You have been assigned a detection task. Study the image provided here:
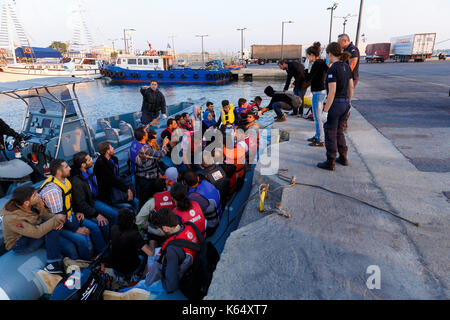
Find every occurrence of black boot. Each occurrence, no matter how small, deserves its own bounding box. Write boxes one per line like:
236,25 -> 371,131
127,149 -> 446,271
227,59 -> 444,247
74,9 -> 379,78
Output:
336,154 -> 349,166
317,158 -> 335,171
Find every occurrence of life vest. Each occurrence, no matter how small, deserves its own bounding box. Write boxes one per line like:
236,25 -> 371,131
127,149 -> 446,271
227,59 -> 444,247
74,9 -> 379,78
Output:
38,176 -> 72,218
173,200 -> 206,235
189,180 -> 222,217
154,190 -> 175,211
221,104 -> 235,125
160,224 -> 201,261
223,144 -> 246,180
244,134 -> 258,163
246,122 -> 260,147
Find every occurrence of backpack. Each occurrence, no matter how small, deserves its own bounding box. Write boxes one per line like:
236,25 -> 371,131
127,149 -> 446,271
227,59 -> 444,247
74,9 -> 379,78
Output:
166,221 -> 220,300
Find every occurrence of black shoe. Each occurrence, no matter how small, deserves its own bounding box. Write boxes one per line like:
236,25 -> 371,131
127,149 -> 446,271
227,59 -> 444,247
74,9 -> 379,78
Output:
44,261 -> 63,274
309,141 -> 325,147
289,112 -> 298,117
317,159 -> 335,171
336,155 -> 349,166
307,137 -> 318,142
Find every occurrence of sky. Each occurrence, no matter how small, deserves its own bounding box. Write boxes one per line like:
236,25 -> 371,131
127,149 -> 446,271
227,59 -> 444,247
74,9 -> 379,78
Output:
10,0 -> 450,52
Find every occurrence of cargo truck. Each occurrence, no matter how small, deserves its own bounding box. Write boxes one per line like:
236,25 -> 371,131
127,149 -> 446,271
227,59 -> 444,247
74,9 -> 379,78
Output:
390,33 -> 436,62
365,43 -> 391,63
251,45 -> 302,65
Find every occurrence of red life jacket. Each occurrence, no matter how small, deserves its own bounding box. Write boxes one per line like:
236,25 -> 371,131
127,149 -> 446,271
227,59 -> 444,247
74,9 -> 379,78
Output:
173,200 -> 206,235
154,191 -> 175,211
161,224 -> 201,259
246,122 -> 260,147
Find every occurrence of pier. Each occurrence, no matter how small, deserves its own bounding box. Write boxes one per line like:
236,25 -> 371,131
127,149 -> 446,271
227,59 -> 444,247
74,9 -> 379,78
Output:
230,65 -> 286,81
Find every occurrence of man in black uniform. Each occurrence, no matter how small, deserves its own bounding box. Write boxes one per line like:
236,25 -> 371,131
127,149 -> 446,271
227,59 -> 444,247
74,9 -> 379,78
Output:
278,60 -> 306,116
140,81 -> 167,125
338,34 -> 360,131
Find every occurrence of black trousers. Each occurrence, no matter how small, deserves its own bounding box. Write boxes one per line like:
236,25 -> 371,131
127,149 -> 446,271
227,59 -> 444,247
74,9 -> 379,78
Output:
324,99 -> 351,160
135,176 -> 158,211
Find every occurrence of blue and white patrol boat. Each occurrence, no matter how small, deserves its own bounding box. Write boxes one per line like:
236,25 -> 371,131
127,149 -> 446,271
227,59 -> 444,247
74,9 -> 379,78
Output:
101,55 -> 232,85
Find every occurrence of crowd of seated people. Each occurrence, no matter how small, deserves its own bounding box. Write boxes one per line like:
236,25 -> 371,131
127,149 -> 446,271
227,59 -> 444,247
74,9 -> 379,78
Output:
0,95 -> 265,296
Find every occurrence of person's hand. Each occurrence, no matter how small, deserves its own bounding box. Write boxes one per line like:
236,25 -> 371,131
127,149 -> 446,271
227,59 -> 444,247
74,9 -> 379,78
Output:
163,136 -> 170,147
321,111 -> 328,124
76,227 -> 90,236
54,223 -> 64,230
128,189 -> 133,202
55,214 -> 66,224
257,111 -> 263,117
75,212 -> 84,223
291,84 -> 296,89
96,214 -> 109,227
149,116 -> 160,127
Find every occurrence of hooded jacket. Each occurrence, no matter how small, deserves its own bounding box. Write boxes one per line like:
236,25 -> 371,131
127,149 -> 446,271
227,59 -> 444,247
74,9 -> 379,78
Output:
0,199 -> 61,250
264,86 -> 302,111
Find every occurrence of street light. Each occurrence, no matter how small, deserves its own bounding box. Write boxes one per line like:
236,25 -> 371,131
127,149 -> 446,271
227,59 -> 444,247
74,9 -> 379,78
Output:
196,34 -> 209,68
327,3 -> 338,44
281,21 -> 294,60
123,28 -> 135,54
334,14 -> 357,34
237,27 -> 247,61
108,38 -> 118,52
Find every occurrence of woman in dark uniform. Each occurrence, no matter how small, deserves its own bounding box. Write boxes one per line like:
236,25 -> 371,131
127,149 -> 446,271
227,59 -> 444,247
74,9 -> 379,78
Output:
317,42 -> 354,171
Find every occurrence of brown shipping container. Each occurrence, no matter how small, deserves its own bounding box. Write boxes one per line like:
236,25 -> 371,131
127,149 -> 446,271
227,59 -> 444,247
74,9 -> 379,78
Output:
251,45 -> 302,60
365,43 -> 391,62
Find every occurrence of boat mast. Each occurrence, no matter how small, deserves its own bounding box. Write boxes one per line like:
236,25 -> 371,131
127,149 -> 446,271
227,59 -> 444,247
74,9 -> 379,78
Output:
0,0 -> 33,64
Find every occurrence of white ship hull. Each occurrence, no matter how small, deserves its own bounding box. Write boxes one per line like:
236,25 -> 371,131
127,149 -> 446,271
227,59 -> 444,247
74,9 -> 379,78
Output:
0,65 -> 102,79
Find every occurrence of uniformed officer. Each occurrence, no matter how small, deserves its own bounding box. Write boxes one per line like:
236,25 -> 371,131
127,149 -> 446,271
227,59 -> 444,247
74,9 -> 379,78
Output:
140,81 -> 168,125
338,34 -> 360,130
317,42 -> 354,171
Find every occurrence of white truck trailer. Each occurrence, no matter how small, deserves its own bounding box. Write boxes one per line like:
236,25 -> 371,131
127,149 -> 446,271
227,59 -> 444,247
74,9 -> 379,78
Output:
390,33 -> 436,62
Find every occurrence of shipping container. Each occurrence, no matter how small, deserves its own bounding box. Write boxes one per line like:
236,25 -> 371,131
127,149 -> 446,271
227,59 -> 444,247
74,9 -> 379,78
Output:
390,33 -> 436,62
251,45 -> 302,65
365,43 -> 391,62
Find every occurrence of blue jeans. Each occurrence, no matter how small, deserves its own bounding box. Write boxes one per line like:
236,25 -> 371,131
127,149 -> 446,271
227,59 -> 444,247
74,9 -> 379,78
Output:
94,200 -> 119,227
12,228 -> 62,263
112,198 -> 139,213
62,216 -> 107,260
312,91 -> 327,142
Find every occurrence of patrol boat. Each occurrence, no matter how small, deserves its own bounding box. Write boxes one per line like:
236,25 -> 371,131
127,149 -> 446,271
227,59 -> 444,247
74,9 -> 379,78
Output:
0,77 -> 264,300
101,54 -> 232,85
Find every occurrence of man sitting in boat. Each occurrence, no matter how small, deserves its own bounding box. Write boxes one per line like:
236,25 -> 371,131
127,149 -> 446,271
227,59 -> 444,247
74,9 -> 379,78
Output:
110,208 -> 157,286
143,207 -> 201,295
39,160 -> 107,264
216,100 -> 239,131
160,118 -> 179,158
197,152 -> 229,208
71,152 -> 117,242
180,113 -> 193,131
94,142 -> 138,211
140,81 -> 167,125
1,186 -> 66,274
183,170 -> 222,237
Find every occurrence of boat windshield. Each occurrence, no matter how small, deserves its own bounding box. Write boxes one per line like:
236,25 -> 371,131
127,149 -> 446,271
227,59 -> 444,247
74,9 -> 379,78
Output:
27,86 -> 77,117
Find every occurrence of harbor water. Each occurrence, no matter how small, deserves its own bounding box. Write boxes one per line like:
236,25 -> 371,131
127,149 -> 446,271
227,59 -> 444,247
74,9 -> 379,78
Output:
0,79 -> 284,131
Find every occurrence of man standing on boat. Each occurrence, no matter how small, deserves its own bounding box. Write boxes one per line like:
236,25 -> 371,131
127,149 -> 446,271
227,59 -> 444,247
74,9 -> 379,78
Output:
140,81 -> 167,125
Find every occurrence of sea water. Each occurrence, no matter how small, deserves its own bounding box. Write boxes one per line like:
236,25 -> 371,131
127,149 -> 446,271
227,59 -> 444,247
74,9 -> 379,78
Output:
0,79 -> 284,131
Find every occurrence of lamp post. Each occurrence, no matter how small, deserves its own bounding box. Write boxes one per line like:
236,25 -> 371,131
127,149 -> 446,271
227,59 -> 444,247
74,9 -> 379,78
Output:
237,27 -> 247,61
334,14 -> 357,34
196,34 -> 209,68
327,3 -> 338,44
281,21 -> 293,60
108,38 -> 118,52
123,28 -> 135,54
355,0 -> 364,47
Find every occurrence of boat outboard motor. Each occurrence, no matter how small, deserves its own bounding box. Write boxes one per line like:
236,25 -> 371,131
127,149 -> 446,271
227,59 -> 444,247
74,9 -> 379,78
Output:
51,247 -> 111,300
